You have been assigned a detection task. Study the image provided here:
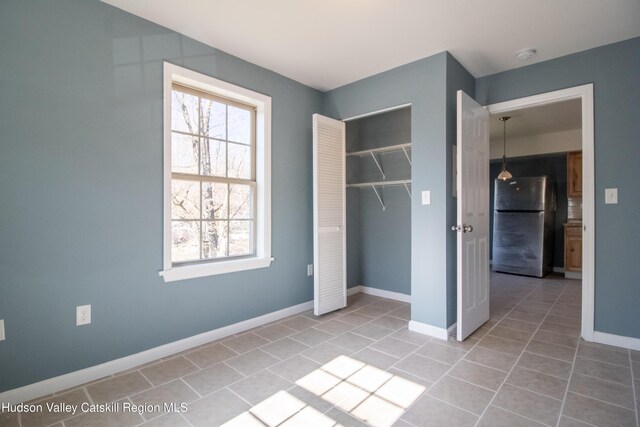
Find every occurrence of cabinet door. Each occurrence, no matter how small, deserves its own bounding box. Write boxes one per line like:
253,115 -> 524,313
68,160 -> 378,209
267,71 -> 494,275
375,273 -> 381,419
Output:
568,151 -> 583,197
564,228 -> 582,272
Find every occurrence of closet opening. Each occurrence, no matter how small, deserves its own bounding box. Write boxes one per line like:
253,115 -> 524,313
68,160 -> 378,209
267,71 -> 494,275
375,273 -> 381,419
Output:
345,106 -> 412,299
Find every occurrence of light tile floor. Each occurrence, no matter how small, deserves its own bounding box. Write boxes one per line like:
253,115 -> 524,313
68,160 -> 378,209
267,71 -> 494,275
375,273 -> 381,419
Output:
3,273 -> 639,427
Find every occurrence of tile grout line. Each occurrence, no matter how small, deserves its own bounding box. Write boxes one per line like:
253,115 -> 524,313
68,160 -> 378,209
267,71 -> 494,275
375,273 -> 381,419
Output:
443,374 -> 501,394
423,393 -> 482,417
225,386 -> 255,408
551,284 -> 582,427
82,386 -> 94,406
513,364 -> 571,382
573,353 -> 636,369
566,389 -> 638,412
179,377 -> 203,399
504,382 -> 563,402
490,404 -> 557,427
178,410 -> 196,427
473,281 -> 570,427
571,370 -> 635,388
560,414 -> 599,427
630,351 -> 639,427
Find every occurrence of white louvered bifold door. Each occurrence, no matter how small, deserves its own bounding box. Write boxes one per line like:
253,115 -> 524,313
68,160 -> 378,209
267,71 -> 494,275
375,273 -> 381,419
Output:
313,114 -> 346,316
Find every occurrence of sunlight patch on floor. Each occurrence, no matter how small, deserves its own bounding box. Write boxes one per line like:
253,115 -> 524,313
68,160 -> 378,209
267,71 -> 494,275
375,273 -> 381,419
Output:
222,354 -> 426,427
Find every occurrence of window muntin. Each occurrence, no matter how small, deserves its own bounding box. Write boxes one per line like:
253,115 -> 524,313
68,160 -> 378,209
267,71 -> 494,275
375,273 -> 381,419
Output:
170,84 -> 256,265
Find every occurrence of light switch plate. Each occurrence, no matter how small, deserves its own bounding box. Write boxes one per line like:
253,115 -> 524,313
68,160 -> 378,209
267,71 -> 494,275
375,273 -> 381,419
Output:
0,319 -> 5,341
605,188 -> 618,204
421,191 -> 431,205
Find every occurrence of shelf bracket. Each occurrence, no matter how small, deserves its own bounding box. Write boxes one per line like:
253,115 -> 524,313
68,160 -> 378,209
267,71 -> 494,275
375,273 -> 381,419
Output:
403,182 -> 411,198
401,146 -> 412,165
369,152 -> 385,179
370,184 -> 386,211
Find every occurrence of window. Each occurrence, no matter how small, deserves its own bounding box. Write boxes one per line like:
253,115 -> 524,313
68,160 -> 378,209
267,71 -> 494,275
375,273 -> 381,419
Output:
160,63 -> 272,282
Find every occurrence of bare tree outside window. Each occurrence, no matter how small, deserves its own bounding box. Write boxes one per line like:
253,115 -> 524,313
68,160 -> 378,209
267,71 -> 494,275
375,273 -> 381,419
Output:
170,85 -> 255,264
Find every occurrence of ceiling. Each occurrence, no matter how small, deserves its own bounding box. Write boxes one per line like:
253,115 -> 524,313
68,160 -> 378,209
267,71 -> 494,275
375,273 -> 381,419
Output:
489,99 -> 582,140
101,0 -> 640,91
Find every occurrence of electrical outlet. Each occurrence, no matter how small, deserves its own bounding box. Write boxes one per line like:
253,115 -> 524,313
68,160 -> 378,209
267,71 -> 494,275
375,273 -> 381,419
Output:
76,305 -> 91,326
307,264 -> 313,276
0,319 -> 5,341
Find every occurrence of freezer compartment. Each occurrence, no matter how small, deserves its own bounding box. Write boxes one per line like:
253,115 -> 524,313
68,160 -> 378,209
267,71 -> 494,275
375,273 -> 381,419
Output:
492,211 -> 553,277
494,176 -> 552,212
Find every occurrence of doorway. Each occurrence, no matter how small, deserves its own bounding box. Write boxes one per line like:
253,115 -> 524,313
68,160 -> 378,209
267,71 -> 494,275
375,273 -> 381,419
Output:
485,84 -> 594,341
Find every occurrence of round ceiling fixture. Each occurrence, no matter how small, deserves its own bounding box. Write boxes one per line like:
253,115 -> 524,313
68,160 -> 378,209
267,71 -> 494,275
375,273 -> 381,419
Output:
516,48 -> 537,60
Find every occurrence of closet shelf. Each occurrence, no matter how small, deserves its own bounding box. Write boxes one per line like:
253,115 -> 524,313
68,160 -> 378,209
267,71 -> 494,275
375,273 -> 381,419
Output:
346,179 -> 411,188
347,180 -> 411,211
346,143 -> 411,158
346,143 -> 411,179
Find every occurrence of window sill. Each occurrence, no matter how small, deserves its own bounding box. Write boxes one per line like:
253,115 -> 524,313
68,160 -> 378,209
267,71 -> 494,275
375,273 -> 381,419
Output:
159,256 -> 274,282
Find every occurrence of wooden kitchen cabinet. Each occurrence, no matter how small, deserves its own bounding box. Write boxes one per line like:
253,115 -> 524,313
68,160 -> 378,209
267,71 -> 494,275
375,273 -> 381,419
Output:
564,224 -> 582,272
568,151 -> 582,197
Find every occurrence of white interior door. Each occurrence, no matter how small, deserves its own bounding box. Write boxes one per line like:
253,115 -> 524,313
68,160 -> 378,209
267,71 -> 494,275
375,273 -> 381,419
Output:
313,114 -> 346,315
456,90 -> 490,341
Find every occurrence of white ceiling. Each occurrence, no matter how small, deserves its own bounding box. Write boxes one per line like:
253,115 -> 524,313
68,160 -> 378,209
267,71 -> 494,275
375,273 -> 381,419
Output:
101,0 -> 640,91
489,99 -> 582,140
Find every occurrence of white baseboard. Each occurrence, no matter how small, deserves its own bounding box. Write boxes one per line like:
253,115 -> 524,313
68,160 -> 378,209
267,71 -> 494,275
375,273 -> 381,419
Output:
593,331 -> 640,351
408,320 -> 449,340
447,323 -> 457,336
347,286 -> 362,297
0,300 -> 313,405
347,285 -> 410,303
358,286 -> 411,303
564,271 -> 582,280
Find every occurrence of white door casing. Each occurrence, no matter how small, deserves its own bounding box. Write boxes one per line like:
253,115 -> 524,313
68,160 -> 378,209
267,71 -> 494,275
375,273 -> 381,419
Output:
456,91 -> 491,341
486,84 -> 595,341
312,114 -> 347,315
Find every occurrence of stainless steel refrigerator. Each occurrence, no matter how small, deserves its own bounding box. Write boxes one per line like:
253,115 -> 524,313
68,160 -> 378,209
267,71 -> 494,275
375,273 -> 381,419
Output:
492,176 -> 555,277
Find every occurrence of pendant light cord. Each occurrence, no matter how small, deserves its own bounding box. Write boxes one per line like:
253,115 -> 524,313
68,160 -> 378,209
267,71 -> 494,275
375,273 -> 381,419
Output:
502,118 -> 507,171
499,116 -> 511,171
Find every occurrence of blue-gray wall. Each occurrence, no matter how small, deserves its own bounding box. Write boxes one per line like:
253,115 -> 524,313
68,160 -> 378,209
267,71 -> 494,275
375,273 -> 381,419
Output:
477,37 -> 640,338
489,153 -> 568,268
324,53 -> 451,328
0,0 -> 322,392
324,52 -> 476,328
345,108 -> 411,294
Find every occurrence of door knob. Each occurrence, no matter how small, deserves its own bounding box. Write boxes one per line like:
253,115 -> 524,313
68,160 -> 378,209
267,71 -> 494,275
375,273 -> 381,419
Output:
463,224 -> 473,233
451,225 -> 462,232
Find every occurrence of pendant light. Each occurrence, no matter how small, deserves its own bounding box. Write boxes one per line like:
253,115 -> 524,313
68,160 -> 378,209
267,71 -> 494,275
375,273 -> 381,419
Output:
497,116 -> 513,181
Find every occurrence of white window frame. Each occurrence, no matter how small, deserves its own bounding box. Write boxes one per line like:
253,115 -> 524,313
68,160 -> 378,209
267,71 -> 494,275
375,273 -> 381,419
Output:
160,62 -> 272,282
